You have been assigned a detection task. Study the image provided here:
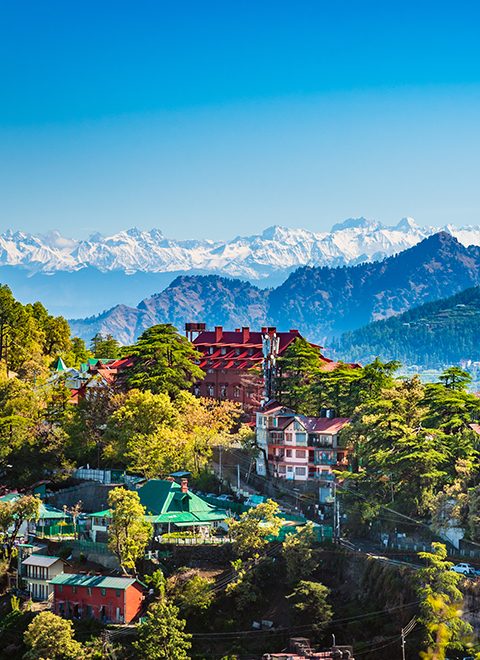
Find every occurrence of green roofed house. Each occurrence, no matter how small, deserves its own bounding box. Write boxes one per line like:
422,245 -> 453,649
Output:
138,478 -> 228,533
87,478 -> 227,541
54,356 -> 68,372
0,493 -> 72,539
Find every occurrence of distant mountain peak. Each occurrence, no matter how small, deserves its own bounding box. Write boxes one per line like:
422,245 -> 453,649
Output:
1,219 -> 480,285
395,217 -> 418,231
331,217 -> 379,232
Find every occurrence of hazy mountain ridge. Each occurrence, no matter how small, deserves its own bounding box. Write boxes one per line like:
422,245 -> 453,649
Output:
332,286 -> 480,368
69,232 -> 480,345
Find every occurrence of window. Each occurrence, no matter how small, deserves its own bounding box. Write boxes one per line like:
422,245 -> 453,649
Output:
296,449 -> 306,459
221,347 -> 227,355
233,386 -> 240,399
207,384 -> 215,397
116,589 -> 121,597
287,466 -> 293,472
58,585 -> 63,593
73,586 -> 77,594
285,432 -> 292,443
296,467 -> 306,476
220,384 -> 227,398
286,449 -> 292,457
101,588 -> 106,596
88,588 -> 92,596
193,385 -> 200,396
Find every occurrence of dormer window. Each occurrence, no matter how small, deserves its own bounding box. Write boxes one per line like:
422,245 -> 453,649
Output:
221,347 -> 227,355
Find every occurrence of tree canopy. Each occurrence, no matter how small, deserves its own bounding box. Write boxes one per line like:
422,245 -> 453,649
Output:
126,324 -> 205,398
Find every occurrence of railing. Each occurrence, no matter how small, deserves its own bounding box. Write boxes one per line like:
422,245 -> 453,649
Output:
158,535 -> 231,545
70,540 -> 111,555
388,540 -> 480,561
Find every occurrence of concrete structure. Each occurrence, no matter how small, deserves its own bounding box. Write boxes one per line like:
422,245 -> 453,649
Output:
50,573 -> 145,623
263,638 -> 355,659
21,554 -> 64,601
256,402 -> 350,487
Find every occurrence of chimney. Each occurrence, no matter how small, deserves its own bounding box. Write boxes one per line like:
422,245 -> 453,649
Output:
242,326 -> 250,342
180,478 -> 188,493
261,326 -> 267,334
290,328 -> 300,336
267,326 -> 277,334
215,326 -> 223,342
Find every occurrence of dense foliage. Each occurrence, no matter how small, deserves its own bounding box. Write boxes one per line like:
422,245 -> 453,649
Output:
334,285 -> 480,368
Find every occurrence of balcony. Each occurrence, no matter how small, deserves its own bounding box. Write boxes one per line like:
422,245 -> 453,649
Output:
313,455 -> 337,466
268,453 -> 285,462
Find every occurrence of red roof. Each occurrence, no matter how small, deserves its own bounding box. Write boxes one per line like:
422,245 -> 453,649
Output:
194,329 -> 303,353
302,417 -> 351,434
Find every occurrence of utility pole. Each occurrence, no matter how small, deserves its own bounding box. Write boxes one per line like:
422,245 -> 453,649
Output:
401,617 -> 417,660
219,445 -> 223,482
332,481 -> 338,541
237,464 -> 240,490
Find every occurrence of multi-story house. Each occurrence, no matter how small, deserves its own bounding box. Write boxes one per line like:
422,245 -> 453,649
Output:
21,554 -> 65,601
50,574 -> 145,623
256,402 -> 350,486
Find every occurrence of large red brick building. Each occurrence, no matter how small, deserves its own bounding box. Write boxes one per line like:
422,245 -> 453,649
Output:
186,323 -> 346,416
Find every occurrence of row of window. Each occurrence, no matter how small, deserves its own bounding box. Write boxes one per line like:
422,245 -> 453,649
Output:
274,449 -> 336,460
278,465 -> 332,477
208,347 -> 256,356
57,584 -> 122,597
27,566 -> 49,580
196,384 -> 250,399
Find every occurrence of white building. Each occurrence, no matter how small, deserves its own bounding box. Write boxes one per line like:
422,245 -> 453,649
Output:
21,554 -> 65,601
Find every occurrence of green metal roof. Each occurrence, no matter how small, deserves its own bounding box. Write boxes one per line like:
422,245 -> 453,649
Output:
0,494 -> 69,520
88,480 -> 227,527
49,573 -> 139,590
54,357 -> 68,372
88,509 -> 112,519
138,479 -> 227,526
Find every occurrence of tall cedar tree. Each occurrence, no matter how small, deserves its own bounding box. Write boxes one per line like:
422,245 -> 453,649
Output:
416,543 -> 472,659
126,324 -> 205,398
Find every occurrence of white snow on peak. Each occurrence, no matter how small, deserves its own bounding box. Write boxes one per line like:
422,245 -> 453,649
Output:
0,218 -> 479,279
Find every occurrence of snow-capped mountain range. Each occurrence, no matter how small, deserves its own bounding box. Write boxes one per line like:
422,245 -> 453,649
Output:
3,217 -> 480,280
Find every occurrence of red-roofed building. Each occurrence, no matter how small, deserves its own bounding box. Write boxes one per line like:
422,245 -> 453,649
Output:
187,323 -> 337,418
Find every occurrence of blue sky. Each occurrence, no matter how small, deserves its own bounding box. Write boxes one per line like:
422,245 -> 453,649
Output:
1,1 -> 480,239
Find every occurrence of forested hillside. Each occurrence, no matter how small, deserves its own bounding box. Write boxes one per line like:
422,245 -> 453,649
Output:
334,286 -> 480,367
70,232 -> 480,344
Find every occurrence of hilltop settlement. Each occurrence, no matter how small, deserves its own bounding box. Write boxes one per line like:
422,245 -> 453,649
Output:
1,288 -> 480,659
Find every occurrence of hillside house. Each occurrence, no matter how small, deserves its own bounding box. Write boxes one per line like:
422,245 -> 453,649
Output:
0,493 -> 72,539
186,323 -> 350,418
50,573 -> 145,623
256,402 -> 350,486
21,554 -> 64,601
87,478 -> 227,541
53,356 -> 134,404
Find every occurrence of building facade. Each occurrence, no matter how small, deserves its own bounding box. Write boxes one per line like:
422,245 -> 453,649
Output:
187,324 -> 339,417
256,403 -> 350,486
50,574 -> 145,624
21,554 -> 64,601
